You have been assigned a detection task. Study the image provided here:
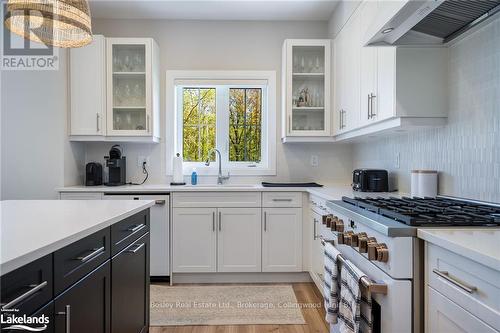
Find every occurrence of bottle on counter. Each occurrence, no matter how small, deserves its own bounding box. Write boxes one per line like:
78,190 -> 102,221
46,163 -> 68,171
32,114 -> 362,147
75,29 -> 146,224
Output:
191,168 -> 198,185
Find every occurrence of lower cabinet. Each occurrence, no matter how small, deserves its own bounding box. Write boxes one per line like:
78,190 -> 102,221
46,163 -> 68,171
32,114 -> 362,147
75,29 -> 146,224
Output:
218,208 -> 261,272
172,208 -> 217,272
111,233 -> 150,333
426,286 -> 498,333
262,208 -> 302,272
54,261 -> 111,333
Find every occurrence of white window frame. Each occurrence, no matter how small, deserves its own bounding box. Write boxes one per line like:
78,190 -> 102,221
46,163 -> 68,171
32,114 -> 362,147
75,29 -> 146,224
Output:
165,70 -> 276,176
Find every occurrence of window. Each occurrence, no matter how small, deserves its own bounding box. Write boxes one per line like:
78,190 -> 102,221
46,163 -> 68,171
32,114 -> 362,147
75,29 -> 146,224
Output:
167,71 -> 276,176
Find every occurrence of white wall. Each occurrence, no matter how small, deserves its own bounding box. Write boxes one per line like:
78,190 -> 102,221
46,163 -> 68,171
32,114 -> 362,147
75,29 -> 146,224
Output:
1,51 -> 85,199
352,17 -> 500,203
85,19 -> 353,185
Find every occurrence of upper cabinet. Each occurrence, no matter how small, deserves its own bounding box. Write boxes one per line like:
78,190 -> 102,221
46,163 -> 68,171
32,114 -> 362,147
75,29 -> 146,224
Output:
69,37 -> 160,143
70,35 -> 106,136
332,1 -> 448,141
281,39 -> 333,143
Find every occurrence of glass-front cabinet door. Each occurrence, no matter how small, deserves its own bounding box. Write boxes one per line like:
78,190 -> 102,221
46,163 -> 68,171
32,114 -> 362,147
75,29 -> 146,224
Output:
282,39 -> 331,140
107,38 -> 152,136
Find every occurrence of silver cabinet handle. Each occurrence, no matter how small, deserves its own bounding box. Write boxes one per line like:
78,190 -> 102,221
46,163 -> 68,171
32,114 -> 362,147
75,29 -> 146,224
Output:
218,211 -> 222,231
96,113 -> 100,132
75,247 -> 105,262
146,114 -> 150,132
432,269 -> 477,294
367,94 -> 371,119
155,200 -> 165,205
127,243 -> 145,254
313,218 -> 318,240
57,305 -> 71,333
272,198 -> 293,202
288,115 -> 291,133
370,93 -> 376,118
212,212 -> 215,232
264,211 -> 267,232
127,224 -> 146,233
0,281 -> 48,310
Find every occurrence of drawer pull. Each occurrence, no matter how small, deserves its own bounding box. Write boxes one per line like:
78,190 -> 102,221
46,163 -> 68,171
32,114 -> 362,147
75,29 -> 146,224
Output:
127,224 -> 146,233
75,247 -> 105,262
0,281 -> 48,310
56,305 -> 71,333
127,243 -> 145,254
155,200 -> 166,205
272,198 -> 293,202
432,269 -> 477,294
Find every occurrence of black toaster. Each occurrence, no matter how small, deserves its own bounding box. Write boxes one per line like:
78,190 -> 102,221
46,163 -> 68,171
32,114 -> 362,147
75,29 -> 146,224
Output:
352,169 -> 389,192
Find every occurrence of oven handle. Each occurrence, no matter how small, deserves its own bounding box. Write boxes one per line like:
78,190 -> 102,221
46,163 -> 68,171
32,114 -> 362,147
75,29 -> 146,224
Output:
432,269 -> 477,294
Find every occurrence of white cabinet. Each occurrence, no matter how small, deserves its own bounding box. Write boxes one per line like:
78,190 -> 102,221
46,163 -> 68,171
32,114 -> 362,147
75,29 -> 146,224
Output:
282,39 -> 332,142
172,208 -> 217,273
332,0 -> 448,141
217,208 -> 261,272
426,287 -> 498,333
69,35 -> 106,136
106,38 -> 160,140
69,36 -> 160,143
262,208 -> 302,272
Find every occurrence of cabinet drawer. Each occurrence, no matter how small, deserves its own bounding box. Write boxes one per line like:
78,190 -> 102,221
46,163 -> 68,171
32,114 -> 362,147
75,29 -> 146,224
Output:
173,192 -> 261,208
111,209 -> 149,255
426,243 -> 500,329
426,286 -> 498,333
0,254 -> 53,315
60,192 -> 103,200
262,192 -> 302,207
54,228 -> 110,295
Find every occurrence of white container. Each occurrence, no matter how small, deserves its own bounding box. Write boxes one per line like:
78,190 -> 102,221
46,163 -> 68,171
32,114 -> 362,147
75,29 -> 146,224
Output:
411,170 -> 438,198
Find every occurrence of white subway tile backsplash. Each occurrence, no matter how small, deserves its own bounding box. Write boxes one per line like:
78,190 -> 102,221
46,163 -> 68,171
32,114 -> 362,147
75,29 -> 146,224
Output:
353,17 -> 500,203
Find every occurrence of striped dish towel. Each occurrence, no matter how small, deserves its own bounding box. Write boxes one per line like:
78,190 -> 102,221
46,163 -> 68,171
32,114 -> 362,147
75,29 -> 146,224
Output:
338,259 -> 373,333
323,242 -> 341,325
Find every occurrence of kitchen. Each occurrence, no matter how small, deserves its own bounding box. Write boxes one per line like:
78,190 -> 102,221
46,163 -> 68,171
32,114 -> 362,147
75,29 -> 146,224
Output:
1,0 -> 499,332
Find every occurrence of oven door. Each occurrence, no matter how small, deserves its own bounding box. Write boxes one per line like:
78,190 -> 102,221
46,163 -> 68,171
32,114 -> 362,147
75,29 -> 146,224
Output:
322,240 -> 413,333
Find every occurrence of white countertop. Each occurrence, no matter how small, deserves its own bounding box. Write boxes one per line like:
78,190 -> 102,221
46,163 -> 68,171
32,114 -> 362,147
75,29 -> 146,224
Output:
1,200 -> 155,275
418,228 -> 500,271
57,183 -> 403,201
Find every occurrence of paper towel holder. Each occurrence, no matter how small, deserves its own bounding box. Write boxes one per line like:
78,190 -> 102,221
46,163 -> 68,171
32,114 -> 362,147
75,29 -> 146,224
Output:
170,152 -> 186,186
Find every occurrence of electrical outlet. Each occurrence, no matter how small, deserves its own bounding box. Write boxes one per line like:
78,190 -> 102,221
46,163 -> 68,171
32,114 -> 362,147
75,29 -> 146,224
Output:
138,156 -> 150,167
395,152 -> 400,169
310,155 -> 319,167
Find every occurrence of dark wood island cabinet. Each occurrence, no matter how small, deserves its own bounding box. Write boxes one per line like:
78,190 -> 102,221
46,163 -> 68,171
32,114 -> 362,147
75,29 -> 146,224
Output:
1,208 -> 151,333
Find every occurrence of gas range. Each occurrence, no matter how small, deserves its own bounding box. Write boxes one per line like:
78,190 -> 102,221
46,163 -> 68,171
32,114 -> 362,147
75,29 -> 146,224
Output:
340,196 -> 500,227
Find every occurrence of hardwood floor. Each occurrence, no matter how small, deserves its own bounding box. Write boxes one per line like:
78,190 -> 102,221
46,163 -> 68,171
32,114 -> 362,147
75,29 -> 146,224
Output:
150,283 -> 329,333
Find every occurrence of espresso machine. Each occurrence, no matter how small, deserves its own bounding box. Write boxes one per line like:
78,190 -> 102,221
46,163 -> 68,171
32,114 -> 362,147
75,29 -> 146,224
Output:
104,145 -> 126,186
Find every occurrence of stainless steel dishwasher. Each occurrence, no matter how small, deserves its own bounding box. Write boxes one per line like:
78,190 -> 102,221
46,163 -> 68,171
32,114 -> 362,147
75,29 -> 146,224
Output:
103,193 -> 170,280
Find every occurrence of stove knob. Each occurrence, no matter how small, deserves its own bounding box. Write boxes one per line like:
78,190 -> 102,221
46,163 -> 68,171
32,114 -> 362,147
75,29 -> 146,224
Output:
350,233 -> 359,247
376,243 -> 389,262
335,219 -> 345,233
367,239 -> 379,260
343,231 -> 354,246
330,216 -> 338,231
358,233 -> 368,253
337,232 -> 344,245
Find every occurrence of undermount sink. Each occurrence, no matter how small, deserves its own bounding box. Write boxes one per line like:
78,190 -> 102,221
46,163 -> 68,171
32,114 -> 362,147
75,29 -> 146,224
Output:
184,184 -> 257,188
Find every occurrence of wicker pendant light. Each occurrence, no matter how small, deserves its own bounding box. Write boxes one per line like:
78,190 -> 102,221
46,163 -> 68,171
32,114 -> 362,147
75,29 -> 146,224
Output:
4,0 -> 92,48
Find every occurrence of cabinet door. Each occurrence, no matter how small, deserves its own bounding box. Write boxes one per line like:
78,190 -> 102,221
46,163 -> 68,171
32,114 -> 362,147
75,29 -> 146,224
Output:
172,208 -> 217,272
262,208 -> 302,272
112,233 -> 149,333
343,10 -> 361,132
217,208 -> 261,272
333,34 -> 344,135
310,211 -> 325,288
70,35 -> 106,136
107,38 -> 152,137
376,47 -> 396,121
426,286 -> 498,333
359,1 -> 378,126
284,39 -> 331,137
54,261 -> 110,333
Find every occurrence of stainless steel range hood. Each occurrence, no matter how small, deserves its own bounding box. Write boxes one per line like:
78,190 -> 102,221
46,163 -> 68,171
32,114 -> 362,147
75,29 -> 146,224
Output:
366,0 -> 500,46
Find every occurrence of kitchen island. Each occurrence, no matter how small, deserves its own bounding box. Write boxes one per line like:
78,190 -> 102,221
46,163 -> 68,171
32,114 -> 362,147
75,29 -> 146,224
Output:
1,200 -> 154,333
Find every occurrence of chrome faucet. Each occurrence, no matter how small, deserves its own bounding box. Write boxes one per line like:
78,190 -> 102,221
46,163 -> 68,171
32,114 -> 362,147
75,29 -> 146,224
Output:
205,148 -> 230,185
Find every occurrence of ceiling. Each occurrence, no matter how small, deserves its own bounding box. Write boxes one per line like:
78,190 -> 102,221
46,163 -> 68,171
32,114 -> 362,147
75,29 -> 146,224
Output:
89,0 -> 339,21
